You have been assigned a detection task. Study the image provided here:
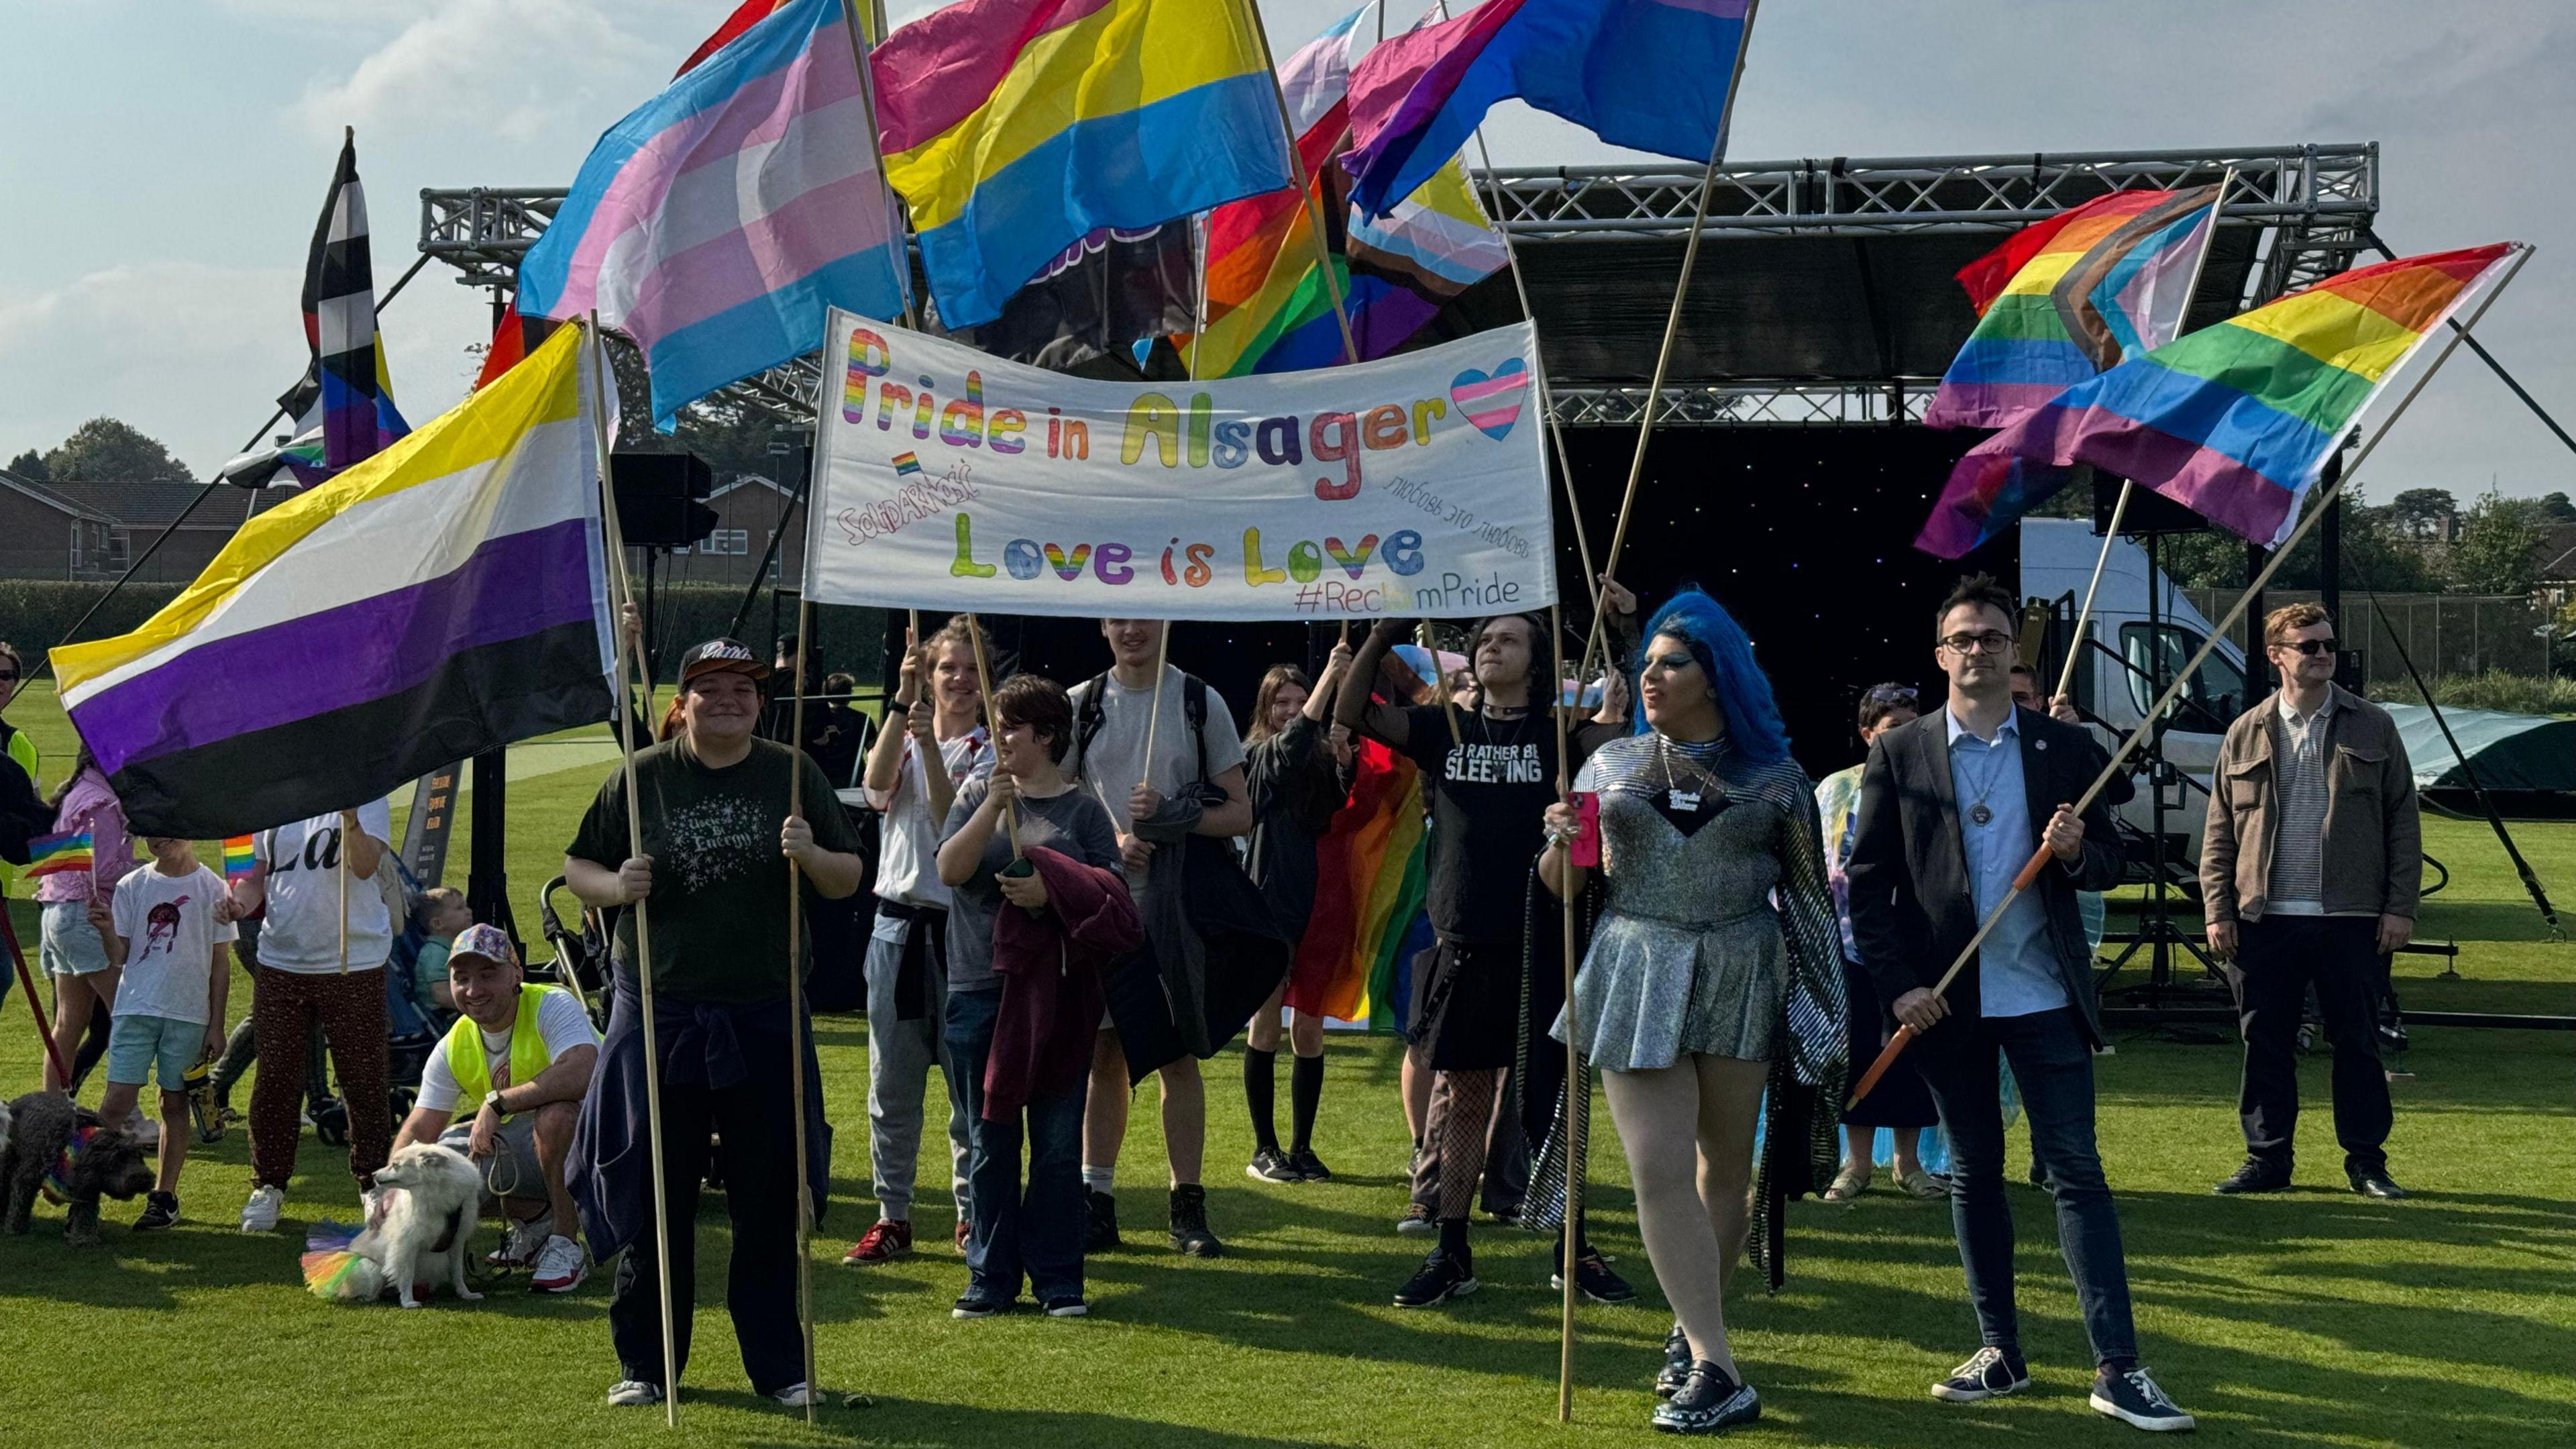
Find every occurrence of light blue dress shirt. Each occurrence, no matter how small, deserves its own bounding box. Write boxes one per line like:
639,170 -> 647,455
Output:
1945,707 -> 2071,1018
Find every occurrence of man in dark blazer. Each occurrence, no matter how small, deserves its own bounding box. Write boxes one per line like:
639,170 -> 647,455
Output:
1847,574 -> 2195,1434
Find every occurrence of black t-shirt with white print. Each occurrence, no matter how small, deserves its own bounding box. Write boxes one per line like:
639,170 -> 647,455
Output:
1389,704 -> 1567,943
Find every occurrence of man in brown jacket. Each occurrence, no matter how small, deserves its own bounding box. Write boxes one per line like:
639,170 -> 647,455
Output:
2201,603 -> 2420,1200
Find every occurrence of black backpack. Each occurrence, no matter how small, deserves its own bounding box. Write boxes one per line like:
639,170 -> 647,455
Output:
1073,671 -> 1211,789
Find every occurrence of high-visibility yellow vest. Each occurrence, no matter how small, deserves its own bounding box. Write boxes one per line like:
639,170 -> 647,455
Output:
442,984 -> 565,1121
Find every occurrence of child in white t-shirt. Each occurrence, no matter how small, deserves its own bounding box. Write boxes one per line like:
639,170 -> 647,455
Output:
98,836 -> 238,1230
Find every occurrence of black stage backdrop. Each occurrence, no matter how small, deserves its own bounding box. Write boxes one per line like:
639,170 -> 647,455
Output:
922,425 -> 2017,783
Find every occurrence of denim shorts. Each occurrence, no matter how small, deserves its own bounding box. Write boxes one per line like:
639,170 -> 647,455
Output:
107,1012 -> 204,1089
40,899 -> 111,976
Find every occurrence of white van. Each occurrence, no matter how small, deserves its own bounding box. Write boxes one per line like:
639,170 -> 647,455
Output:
2020,518 -> 2257,877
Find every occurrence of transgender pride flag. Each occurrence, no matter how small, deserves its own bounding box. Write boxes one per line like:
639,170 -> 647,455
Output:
517,0 -> 908,428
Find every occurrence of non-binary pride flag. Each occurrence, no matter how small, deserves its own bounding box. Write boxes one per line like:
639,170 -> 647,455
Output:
272,131 -> 409,480
871,0 -> 1297,331
516,0 -> 909,429
50,326 -> 618,839
1926,185 -> 2224,430
1917,244 -> 2523,558
1344,0 -> 1754,219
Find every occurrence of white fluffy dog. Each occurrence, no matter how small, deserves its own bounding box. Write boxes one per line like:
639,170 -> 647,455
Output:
327,1142 -> 486,1309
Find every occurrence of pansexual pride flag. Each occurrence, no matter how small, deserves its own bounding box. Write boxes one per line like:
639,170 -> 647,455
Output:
1918,244 -> 2523,558
1926,185 -> 2223,430
25,831 -> 95,881
1344,0 -> 1754,219
50,326 -> 616,839
1190,5 -> 1507,378
872,0 -> 1295,330
517,0 -> 908,428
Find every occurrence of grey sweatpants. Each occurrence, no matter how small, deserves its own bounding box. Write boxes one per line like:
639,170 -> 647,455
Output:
865,912 -> 972,1223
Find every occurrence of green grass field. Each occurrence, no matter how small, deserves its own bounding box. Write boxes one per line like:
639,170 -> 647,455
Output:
2,681 -> 2570,1448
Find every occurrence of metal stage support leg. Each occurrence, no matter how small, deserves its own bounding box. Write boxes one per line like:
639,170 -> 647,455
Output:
466,749 -> 517,953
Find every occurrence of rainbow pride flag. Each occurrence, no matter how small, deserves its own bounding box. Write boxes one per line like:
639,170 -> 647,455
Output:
873,0 -> 1294,331
1189,6 -> 1507,379
517,0 -> 908,428
1927,185 -> 2223,430
221,836 -> 258,881
1919,244 -> 2523,557
25,831 -> 94,881
1291,739 -> 1428,1027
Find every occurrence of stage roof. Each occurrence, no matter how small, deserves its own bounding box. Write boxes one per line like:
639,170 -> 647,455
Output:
421,144 -> 2377,426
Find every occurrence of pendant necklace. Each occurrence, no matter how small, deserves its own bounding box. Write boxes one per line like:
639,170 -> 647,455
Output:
1653,734 -> 1723,814
1959,735 -> 2006,827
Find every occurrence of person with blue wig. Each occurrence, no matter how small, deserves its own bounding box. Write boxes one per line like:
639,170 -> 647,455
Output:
1539,588 -> 1849,1435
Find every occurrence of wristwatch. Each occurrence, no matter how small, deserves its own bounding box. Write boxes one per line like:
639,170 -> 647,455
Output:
483,1089 -> 508,1116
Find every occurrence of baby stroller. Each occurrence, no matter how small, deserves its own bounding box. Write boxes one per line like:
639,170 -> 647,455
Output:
535,874 -> 614,1034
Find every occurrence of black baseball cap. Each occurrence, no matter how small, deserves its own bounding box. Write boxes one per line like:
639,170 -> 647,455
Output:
678,637 -> 770,687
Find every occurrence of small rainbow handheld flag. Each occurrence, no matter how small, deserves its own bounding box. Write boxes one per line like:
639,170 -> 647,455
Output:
890,451 -> 923,478
221,836 -> 258,881
25,830 -> 95,880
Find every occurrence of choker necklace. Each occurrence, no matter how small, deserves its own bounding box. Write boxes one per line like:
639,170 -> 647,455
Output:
1652,734 -> 1725,813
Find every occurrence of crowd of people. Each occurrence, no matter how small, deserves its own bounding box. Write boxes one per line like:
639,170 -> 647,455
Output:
0,576 -> 2431,1436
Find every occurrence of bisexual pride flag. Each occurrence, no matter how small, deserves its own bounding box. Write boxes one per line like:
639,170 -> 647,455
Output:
50,327 -> 617,839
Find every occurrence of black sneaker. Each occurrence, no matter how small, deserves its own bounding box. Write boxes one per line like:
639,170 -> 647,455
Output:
2212,1158 -> 2291,1195
1396,1201 -> 1436,1236
951,1294 -> 1008,1320
135,1191 -> 180,1231
1167,1184 -> 1223,1258
2348,1166 -> 2410,1199
1246,1147 -> 1299,1184
1655,1324 -> 1692,1398
1652,1362 -> 1760,1434
1286,1147 -> 1332,1182
1391,1250 -> 1479,1309
1931,1346 -> 2031,1402
1550,1248 -> 1639,1304
1084,1189 -> 1121,1252
2090,1366 -> 2196,1432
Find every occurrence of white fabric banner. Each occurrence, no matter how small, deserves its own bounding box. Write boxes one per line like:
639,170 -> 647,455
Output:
803,309 -> 1553,620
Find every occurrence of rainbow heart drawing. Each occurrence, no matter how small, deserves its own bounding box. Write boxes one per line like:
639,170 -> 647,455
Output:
1450,360 -> 1529,441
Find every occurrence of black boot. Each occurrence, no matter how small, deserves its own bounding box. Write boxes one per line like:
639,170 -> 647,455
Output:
1167,1183 -> 1222,1258
1085,1189 -> 1121,1252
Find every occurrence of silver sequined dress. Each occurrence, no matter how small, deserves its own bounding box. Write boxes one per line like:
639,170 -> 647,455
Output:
1553,734 -> 1848,1077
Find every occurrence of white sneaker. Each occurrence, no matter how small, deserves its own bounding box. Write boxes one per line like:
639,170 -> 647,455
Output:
488,1214 -> 552,1268
239,1184 -> 284,1234
530,1234 -> 588,1293
771,1382 -> 816,1409
606,1380 -> 664,1408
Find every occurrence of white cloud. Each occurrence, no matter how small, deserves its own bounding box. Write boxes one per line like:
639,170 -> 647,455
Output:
294,0 -> 655,145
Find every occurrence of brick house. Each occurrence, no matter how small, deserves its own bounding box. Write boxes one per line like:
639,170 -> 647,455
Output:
0,472 -> 261,582
653,473 -> 806,586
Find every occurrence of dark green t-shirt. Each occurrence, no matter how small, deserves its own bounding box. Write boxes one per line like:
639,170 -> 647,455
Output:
568,735 -> 865,1004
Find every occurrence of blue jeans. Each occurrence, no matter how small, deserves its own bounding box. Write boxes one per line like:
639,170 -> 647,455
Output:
944,985 -> 1087,1304
1918,1006 -> 2137,1368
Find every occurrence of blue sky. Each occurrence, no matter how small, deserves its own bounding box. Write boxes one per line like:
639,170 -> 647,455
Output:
2,0 -> 2568,506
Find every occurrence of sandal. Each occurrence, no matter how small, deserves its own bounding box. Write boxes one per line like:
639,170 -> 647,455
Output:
1894,1167 -> 1950,1199
1822,1163 -> 1872,1202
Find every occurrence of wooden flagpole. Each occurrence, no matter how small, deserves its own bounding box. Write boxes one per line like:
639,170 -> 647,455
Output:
963,614 -> 1020,853
1138,621 -> 1175,773
1,906 -> 74,1088
1421,622 -> 1463,747
783,595 -> 820,1421
1549,601 -> 1583,1424
1849,244 -> 2531,1110
843,0 -> 920,331
337,825 -> 350,974
585,315 -> 682,1428
1573,0 -> 1762,690
2050,168 -> 2235,708
1239,0 -> 1362,366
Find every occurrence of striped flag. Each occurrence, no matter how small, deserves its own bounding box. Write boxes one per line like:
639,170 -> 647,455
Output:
1927,185 -> 2224,431
515,0 -> 910,429
49,325 -> 617,839
276,131 -> 410,475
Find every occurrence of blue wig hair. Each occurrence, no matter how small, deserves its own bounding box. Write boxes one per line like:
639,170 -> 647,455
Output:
1631,588 -> 1792,763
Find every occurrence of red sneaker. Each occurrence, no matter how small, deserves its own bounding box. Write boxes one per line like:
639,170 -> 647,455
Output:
841,1219 -> 913,1265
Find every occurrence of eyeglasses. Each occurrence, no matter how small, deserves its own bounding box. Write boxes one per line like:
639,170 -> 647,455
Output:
2278,638 -> 2337,657
0,670 -> 19,683
1938,631 -> 2015,655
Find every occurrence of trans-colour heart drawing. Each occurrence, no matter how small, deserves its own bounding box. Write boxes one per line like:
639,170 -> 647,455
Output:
1450,360 -> 1529,440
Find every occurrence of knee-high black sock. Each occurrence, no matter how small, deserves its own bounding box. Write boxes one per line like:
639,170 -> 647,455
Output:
1244,1047 -> 1279,1154
1438,1215 -> 1473,1269
1289,1051 -> 1324,1155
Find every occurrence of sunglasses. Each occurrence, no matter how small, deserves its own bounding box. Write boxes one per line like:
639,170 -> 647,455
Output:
2278,638 -> 2337,657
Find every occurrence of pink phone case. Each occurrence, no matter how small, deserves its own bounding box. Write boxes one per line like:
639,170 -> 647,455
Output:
1569,791 -> 1602,868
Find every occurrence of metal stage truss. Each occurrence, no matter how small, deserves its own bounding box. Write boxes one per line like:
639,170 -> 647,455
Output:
419,144 -> 2377,427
